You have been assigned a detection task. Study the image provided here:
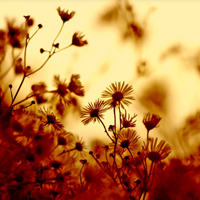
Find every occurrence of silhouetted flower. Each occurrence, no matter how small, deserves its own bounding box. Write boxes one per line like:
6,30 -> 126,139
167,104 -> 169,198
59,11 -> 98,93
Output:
72,32 -> 88,47
143,113 -> 161,131
143,138 -> 171,163
39,107 -> 64,131
117,128 -> 140,151
102,82 -> 134,109
57,7 -> 75,23
80,99 -> 108,125
68,74 -> 84,96
121,110 -> 137,128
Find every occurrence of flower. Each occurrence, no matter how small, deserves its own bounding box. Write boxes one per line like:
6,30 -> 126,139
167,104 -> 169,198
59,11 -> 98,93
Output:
143,138 -> 171,163
101,82 -> 134,109
53,75 -> 71,105
121,110 -> 137,128
39,107 -> 64,131
80,99 -> 108,125
117,128 -> 140,151
6,19 -> 26,48
68,74 -> 84,96
72,32 -> 88,47
142,113 -> 161,132
57,7 -> 75,23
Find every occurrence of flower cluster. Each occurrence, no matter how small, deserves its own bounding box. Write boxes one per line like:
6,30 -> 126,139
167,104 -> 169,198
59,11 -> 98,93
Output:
81,81 -> 172,199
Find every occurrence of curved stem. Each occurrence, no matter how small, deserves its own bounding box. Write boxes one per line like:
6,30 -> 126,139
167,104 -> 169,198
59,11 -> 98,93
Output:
12,93 -> 34,107
127,147 -> 143,180
50,22 -> 65,53
97,116 -> 114,142
26,54 -> 52,76
54,44 -> 72,53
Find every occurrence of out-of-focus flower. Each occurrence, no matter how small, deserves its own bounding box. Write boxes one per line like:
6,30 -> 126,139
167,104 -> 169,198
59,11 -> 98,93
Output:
38,107 -> 64,131
57,7 -> 75,23
31,82 -> 48,104
6,19 -> 26,48
0,30 -> 6,57
80,99 -> 108,125
102,82 -> 134,109
142,113 -> 161,132
68,74 -> 84,96
14,58 -> 23,74
121,110 -> 137,128
143,138 -> 171,163
117,128 -> 140,151
72,32 -> 88,47
53,75 -> 70,105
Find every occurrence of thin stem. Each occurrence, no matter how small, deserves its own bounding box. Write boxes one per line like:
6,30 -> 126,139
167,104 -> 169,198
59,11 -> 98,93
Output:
24,24 -> 28,70
54,44 -> 72,53
12,94 -> 34,107
80,163 -> 85,192
26,54 -> 52,76
50,22 -> 65,53
57,148 -> 75,157
10,74 -> 26,107
90,153 -> 118,186
127,147 -> 143,180
113,106 -> 116,131
118,102 -> 121,130
97,116 -> 114,142
28,27 -> 40,42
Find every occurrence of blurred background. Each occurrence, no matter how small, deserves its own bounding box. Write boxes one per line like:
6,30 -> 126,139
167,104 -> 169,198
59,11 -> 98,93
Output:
1,0 -> 200,158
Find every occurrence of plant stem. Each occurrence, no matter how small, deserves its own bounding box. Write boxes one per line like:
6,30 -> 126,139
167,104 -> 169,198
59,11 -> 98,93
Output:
97,116 -> 114,142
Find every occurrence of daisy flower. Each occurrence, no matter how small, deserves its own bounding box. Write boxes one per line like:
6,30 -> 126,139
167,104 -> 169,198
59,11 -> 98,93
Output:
72,32 -> 88,47
143,137 -> 171,163
143,113 -> 161,132
57,7 -> 75,23
117,128 -> 140,152
101,82 -> 134,109
38,107 -> 64,131
121,110 -> 137,129
80,99 -> 108,125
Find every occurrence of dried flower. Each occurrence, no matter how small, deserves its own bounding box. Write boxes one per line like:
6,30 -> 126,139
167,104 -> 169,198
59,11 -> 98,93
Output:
68,74 -> 84,96
80,99 -> 108,125
143,113 -> 161,132
102,82 -> 134,109
72,32 -> 88,47
117,128 -> 140,151
121,110 -> 137,128
143,138 -> 171,163
57,7 -> 75,23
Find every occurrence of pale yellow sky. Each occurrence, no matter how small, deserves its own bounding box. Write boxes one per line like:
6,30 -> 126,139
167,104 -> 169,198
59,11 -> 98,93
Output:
1,0 -> 200,155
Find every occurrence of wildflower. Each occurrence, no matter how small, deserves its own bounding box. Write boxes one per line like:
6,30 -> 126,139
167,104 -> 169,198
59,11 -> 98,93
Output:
72,32 -> 88,47
143,138 -> 171,163
57,7 -> 75,23
53,75 -> 70,105
6,19 -> 26,48
102,82 -> 134,109
121,110 -> 137,128
38,107 -> 64,131
117,128 -> 140,151
143,113 -> 161,132
80,99 -> 108,125
68,74 -> 84,96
